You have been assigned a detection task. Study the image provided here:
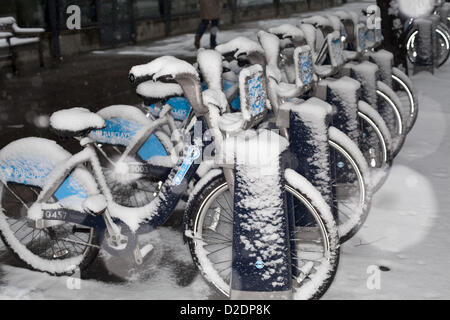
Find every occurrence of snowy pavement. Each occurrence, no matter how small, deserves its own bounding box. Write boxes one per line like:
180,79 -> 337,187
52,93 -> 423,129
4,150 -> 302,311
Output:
1,62 -> 448,299
324,65 -> 450,299
0,59 -> 450,299
1,0 -> 450,300
93,1 -> 375,59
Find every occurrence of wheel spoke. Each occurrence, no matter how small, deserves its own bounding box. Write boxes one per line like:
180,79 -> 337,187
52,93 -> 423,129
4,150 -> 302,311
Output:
189,179 -> 336,298
1,183 -> 95,267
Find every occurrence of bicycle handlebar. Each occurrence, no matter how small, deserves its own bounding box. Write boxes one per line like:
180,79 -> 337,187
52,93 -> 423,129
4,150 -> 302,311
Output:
129,56 -> 209,115
215,37 -> 265,60
129,56 -> 200,86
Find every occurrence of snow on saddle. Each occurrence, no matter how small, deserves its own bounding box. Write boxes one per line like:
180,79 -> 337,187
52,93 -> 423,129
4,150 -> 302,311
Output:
136,80 -> 184,104
50,107 -> 106,137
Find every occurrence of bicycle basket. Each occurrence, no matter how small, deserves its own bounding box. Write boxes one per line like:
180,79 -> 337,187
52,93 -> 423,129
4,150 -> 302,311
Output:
239,64 -> 269,130
294,45 -> 315,89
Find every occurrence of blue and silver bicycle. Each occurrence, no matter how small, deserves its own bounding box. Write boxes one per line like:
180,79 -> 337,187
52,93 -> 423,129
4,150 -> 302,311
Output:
0,56 -> 339,299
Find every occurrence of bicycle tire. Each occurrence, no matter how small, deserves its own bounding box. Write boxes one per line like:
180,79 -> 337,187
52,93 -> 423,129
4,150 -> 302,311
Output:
185,171 -> 340,300
392,67 -> 419,132
0,141 -> 100,275
328,127 -> 371,243
92,106 -> 174,208
406,23 -> 450,68
357,100 -> 392,167
376,82 -> 407,158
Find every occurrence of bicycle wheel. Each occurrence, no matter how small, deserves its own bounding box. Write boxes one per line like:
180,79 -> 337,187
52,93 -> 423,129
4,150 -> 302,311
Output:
376,82 -> 407,158
0,182 -> 99,275
328,127 -> 370,243
93,106 -> 174,208
406,23 -> 450,68
97,144 -> 168,208
185,172 -> 340,300
434,23 -> 450,67
392,67 -> 419,132
357,100 -> 392,169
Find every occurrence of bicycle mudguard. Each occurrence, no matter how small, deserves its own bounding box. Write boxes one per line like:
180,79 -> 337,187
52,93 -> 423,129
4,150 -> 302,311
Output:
89,117 -> 168,161
0,137 -> 96,202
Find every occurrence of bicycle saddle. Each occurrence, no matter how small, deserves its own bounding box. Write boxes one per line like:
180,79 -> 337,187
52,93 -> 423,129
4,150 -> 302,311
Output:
50,107 -> 106,138
136,80 -> 185,106
137,80 -> 183,100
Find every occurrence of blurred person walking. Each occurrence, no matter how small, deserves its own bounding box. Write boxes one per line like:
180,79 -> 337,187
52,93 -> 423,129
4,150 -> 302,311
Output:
195,0 -> 222,49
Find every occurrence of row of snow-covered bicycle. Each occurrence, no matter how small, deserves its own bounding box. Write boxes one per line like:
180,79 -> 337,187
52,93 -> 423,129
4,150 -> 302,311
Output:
404,0 -> 450,68
0,6 -> 418,299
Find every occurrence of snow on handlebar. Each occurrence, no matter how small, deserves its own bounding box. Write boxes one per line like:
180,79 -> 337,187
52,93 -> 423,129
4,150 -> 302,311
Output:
268,24 -> 305,40
130,56 -> 209,115
129,56 -> 200,86
215,37 -> 265,59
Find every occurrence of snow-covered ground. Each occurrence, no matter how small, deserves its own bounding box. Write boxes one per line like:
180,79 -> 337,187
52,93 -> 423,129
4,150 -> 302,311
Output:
324,66 -> 450,299
1,0 -> 450,300
93,1 -> 375,58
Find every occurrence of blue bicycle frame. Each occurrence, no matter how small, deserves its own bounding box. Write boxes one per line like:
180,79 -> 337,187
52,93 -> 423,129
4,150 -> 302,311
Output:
38,116 -> 212,248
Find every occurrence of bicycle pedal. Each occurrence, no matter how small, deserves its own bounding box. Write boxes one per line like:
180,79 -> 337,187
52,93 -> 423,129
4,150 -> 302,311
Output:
296,261 -> 315,283
133,246 -> 143,265
133,244 -> 154,265
140,244 -> 154,258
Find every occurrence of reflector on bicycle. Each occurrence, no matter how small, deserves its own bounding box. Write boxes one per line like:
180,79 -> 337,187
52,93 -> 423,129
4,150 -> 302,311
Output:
294,45 -> 314,88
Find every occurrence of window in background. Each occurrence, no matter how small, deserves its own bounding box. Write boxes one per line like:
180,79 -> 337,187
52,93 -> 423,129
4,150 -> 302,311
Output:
134,0 -> 161,20
14,0 -> 45,27
237,0 -> 273,7
171,0 -> 200,16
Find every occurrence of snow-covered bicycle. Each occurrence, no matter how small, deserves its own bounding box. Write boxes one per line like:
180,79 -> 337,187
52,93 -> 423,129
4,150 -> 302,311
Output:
212,35 -> 373,243
261,25 -> 391,174
403,0 -> 450,69
334,7 -> 419,134
0,56 -> 340,299
299,15 -> 407,158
